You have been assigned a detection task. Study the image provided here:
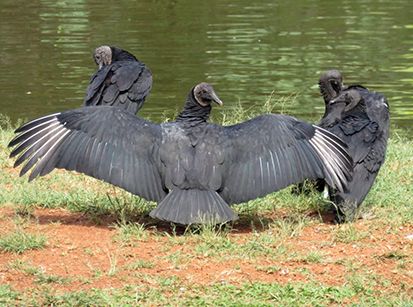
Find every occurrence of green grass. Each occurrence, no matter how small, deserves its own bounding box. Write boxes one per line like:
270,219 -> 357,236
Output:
0,285 -> 19,306
113,222 -> 148,245
0,281 -> 411,306
0,229 -> 47,254
332,223 -> 369,243
302,250 -> 325,264
125,259 -> 155,270
8,259 -> 70,285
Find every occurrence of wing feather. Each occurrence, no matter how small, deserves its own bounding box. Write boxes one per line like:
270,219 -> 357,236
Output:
219,114 -> 352,204
83,61 -> 152,114
9,107 -> 166,202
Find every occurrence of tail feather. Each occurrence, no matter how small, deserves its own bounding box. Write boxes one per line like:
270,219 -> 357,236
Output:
150,189 -> 238,225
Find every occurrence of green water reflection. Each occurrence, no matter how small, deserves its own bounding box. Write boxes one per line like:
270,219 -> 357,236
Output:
0,0 -> 412,129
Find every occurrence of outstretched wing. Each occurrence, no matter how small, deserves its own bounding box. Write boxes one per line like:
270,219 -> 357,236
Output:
219,114 -> 353,204
9,107 -> 166,202
84,61 -> 152,114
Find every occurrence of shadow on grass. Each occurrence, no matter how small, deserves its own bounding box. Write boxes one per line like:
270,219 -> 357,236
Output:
28,202 -> 337,237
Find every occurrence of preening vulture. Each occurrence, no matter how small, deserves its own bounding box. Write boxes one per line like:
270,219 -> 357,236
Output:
317,70 -> 390,222
83,45 -> 152,115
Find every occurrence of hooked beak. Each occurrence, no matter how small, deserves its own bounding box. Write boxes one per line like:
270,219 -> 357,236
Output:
211,91 -> 223,106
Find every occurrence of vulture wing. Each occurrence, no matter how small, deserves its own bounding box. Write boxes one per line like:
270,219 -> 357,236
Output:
219,114 -> 353,204
9,107 -> 165,202
84,61 -> 152,114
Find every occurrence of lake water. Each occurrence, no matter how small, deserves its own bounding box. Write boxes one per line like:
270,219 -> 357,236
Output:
1,0 -> 412,131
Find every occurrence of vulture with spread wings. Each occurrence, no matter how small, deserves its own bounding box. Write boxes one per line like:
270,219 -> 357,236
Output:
9,83 -> 352,225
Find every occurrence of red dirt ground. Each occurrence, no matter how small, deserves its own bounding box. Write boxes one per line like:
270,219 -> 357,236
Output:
0,207 -> 412,295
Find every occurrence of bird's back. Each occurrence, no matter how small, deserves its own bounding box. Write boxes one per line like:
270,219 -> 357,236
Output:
84,57 -> 152,115
322,87 -> 390,208
159,123 -> 225,192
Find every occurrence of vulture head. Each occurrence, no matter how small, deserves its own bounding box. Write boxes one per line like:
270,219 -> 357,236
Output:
93,45 -> 138,70
193,83 -> 223,107
93,45 -> 112,69
319,69 -> 345,103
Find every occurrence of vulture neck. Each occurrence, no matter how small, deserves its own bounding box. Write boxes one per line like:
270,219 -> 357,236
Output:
176,91 -> 211,127
319,81 -> 337,105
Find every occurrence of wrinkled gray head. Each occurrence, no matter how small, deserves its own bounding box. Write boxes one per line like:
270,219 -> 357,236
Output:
93,45 -> 112,69
319,69 -> 344,103
193,82 -> 223,107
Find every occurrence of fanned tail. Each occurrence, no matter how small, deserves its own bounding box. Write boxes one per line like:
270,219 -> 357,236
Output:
150,189 -> 238,225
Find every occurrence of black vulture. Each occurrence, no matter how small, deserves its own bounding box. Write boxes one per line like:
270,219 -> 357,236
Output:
9,83 -> 353,225
317,70 -> 390,222
83,45 -> 152,114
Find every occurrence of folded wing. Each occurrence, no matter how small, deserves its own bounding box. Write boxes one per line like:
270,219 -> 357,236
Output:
84,61 -> 152,114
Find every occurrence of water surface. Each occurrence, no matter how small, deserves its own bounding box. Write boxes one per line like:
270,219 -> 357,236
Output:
1,0 -> 412,130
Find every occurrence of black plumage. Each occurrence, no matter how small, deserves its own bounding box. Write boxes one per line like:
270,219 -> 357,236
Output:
83,45 -> 152,114
9,83 -> 353,225
317,70 -> 390,222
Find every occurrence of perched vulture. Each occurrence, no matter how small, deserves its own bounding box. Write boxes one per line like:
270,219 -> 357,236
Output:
83,45 -> 152,114
316,70 -> 390,222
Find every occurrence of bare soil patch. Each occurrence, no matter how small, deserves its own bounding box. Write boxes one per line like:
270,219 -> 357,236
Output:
1,207 -> 412,295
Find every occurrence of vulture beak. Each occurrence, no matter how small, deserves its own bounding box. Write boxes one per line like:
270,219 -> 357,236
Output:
211,91 -> 223,106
